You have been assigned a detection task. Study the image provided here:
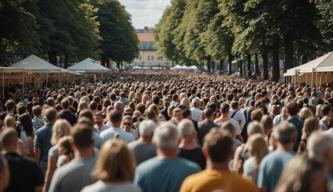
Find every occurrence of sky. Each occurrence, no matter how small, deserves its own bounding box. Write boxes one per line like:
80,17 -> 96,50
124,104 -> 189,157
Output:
120,0 -> 171,29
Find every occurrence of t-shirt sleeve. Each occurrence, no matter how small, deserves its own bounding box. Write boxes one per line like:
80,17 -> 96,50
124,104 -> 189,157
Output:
34,131 -> 41,149
48,170 -> 61,192
257,160 -> 267,188
34,162 -> 44,186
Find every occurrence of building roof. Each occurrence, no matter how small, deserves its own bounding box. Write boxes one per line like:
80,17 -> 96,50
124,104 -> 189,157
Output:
138,32 -> 155,42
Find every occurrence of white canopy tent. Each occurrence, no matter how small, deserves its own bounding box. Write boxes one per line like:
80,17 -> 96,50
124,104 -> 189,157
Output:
284,52 -> 333,86
171,65 -> 199,71
284,52 -> 333,76
67,58 -> 110,73
9,54 -> 71,73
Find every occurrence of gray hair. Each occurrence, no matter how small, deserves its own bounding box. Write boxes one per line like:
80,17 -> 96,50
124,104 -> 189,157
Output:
276,121 -> 296,144
307,131 -> 333,160
177,119 -> 195,137
153,122 -> 180,150
247,121 -> 264,136
191,98 -> 201,108
139,120 -> 156,137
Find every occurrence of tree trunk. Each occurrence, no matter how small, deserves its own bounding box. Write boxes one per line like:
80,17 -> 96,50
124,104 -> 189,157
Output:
101,55 -> 106,67
64,54 -> 69,69
219,59 -> 224,75
262,44 -> 269,80
284,33 -> 294,72
228,50 -> 232,75
116,62 -> 120,69
206,57 -> 211,73
239,56 -> 243,77
255,54 -> 260,78
247,54 -> 252,77
272,36 -> 280,82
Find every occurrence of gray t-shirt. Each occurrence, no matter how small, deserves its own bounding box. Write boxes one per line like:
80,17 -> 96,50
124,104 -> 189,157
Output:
82,181 -> 141,192
128,141 -> 156,165
243,157 -> 258,183
48,145 -> 59,157
49,157 -> 97,192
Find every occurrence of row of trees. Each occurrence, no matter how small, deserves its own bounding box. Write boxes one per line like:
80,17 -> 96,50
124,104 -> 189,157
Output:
0,0 -> 138,68
155,0 -> 333,81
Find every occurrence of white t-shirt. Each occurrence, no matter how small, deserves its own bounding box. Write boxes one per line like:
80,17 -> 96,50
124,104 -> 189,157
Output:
190,107 -> 203,122
82,181 -> 141,192
100,127 -> 135,143
229,109 -> 245,131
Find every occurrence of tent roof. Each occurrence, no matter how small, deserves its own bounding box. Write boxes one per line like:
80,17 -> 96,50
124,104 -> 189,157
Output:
284,52 -> 333,76
67,58 -> 110,73
9,55 -> 68,73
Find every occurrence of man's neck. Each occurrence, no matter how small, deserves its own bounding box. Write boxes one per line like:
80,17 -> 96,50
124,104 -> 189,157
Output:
74,148 -> 94,159
112,123 -> 121,128
206,160 -> 229,172
156,149 -> 178,159
2,147 -> 17,154
138,137 -> 152,144
179,139 -> 197,149
276,143 -> 293,152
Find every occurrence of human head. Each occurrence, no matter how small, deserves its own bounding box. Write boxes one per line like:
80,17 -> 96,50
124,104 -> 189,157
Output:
247,134 -> 268,165
286,101 -> 299,117
220,102 -> 230,115
275,156 -> 327,192
275,121 -> 296,147
302,117 -> 319,138
260,115 -> 273,135
51,119 -> 72,145
109,110 -> 123,127
299,107 -> 313,121
93,139 -> 135,182
4,115 -> 15,128
121,115 -> 133,132
177,119 -> 196,139
94,111 -> 104,125
307,131 -> 333,170
0,154 -> 9,192
172,107 -> 183,121
203,108 -> 215,120
0,128 -> 18,151
71,123 -> 94,150
61,98 -> 70,110
138,120 -> 156,138
58,136 -> 72,155
251,109 -> 263,122
247,121 -> 264,136
32,105 -> 42,117
221,121 -> 236,138
44,107 -> 58,123
204,128 -> 233,164
153,122 -> 180,151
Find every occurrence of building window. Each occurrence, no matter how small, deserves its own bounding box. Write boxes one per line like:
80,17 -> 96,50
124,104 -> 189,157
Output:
147,56 -> 150,61
151,56 -> 154,61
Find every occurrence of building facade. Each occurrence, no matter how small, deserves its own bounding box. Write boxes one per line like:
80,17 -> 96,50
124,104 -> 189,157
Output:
132,28 -> 172,68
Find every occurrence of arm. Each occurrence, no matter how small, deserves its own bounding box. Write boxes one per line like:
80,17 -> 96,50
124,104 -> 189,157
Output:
27,137 -> 35,157
43,156 -> 57,192
17,139 -> 25,156
34,132 -> 41,164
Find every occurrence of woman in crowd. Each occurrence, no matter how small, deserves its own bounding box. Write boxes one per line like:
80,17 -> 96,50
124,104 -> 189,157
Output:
82,139 -> 141,192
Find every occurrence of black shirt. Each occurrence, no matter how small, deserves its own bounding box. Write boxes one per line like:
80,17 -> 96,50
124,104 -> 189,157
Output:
178,147 -> 206,169
59,110 -> 77,125
4,152 -> 44,192
198,120 -> 218,145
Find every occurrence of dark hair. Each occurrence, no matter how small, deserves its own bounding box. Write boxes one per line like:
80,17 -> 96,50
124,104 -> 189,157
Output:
182,109 -> 191,118
204,128 -> 233,163
19,113 -> 34,137
109,110 -> 123,123
286,101 -> 299,116
32,105 -> 42,116
5,100 -> 15,112
71,123 -> 94,149
61,98 -> 70,109
79,109 -> 94,123
322,104 -> 331,116
220,103 -> 230,114
204,108 -> 214,118
0,128 -> 18,147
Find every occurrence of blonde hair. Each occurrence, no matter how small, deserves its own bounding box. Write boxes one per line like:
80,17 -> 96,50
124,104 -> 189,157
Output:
247,121 -> 264,136
93,139 -> 135,182
303,117 -> 319,138
299,107 -> 313,121
77,101 -> 89,113
4,115 -> 15,128
260,115 -> 273,135
247,134 -> 268,165
51,119 -> 71,145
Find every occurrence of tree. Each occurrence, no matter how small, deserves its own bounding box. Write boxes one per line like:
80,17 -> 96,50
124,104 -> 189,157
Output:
0,0 -> 40,65
96,0 -> 138,68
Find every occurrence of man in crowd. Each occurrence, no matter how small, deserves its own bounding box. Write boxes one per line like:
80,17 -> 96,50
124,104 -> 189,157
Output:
1,128 -> 44,192
48,122 -> 97,192
58,98 -> 77,126
180,128 -> 257,192
257,121 -> 296,192
190,98 -> 203,123
229,101 -> 246,132
134,122 -> 200,192
0,155 -> 9,192
198,108 -> 218,145
307,131 -> 333,191
128,120 -> 156,164
100,110 -> 135,143
34,107 -> 57,172
286,101 -> 303,151
93,111 -> 108,134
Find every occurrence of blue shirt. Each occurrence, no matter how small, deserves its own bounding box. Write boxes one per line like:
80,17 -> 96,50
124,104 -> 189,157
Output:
34,123 -> 53,161
134,157 -> 200,192
288,117 -> 303,151
257,151 -> 294,192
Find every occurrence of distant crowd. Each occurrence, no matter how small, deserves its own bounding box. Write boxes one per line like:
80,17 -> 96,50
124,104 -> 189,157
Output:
0,71 -> 333,192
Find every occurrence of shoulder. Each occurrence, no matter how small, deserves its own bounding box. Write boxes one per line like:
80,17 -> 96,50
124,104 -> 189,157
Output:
177,158 -> 201,171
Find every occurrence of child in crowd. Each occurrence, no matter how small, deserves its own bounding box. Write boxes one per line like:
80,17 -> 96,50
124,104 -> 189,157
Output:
57,136 -> 73,167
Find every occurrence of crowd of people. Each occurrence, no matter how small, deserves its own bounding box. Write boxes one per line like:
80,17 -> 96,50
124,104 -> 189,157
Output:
0,71 -> 333,192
